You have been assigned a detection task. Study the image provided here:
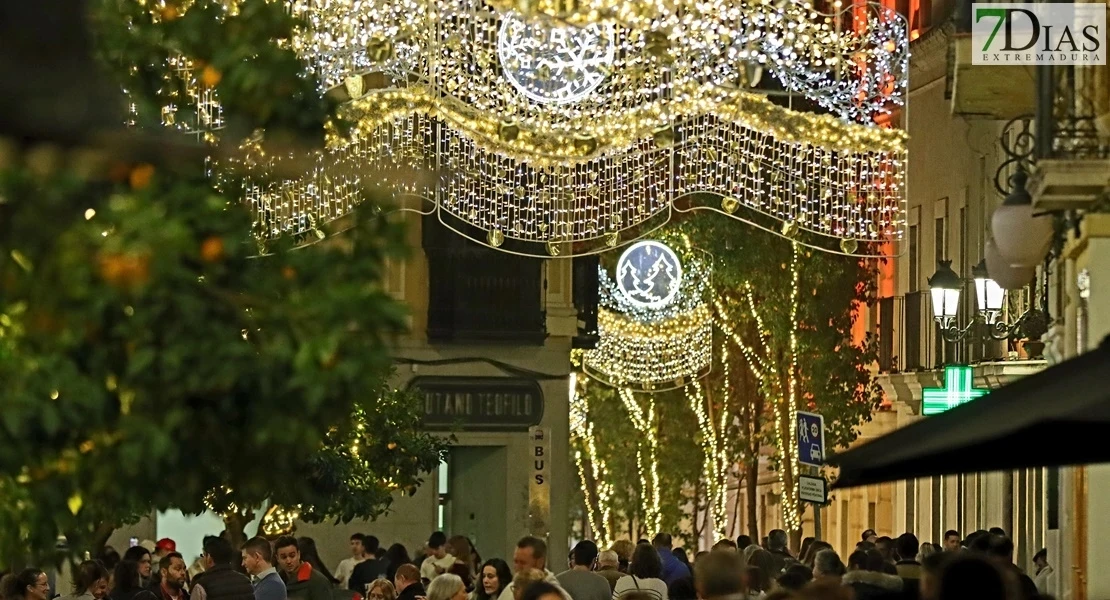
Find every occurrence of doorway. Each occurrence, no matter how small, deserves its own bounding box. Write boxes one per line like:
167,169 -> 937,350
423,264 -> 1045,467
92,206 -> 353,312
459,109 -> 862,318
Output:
448,446 -> 509,560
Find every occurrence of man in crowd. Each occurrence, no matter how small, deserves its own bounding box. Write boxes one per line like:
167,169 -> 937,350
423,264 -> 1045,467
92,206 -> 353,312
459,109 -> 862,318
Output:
765,530 -> 794,576
861,529 -> 878,545
241,536 -> 287,600
155,540 -> 178,563
274,537 -> 331,600
986,536 -> 1038,600
651,534 -> 690,586
894,533 -> 922,600
556,541 -> 610,600
349,536 -> 388,594
419,532 -> 455,584
594,551 -> 622,593
943,530 -> 961,552
150,552 -> 189,600
499,537 -> 571,600
192,537 -> 255,600
394,565 -> 425,600
693,549 -> 745,600
334,534 -> 368,591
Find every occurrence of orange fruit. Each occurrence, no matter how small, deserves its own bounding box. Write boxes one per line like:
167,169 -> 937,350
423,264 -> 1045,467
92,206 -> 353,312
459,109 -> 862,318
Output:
281,266 -> 297,280
200,236 -> 225,262
387,442 -> 398,450
129,163 -> 155,190
160,5 -> 180,20
108,162 -> 132,183
201,65 -> 222,88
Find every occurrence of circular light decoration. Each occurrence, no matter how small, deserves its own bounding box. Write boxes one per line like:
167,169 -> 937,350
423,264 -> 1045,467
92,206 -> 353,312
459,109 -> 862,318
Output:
497,12 -> 615,105
616,240 -> 683,309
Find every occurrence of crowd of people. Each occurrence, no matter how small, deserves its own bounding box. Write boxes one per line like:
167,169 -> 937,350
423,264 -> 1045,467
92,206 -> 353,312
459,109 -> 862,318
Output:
0,526 -> 1055,600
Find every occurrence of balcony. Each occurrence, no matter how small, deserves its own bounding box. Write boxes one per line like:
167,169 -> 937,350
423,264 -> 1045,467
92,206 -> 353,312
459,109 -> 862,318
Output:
948,34 -> 1037,119
1028,65 -> 1110,212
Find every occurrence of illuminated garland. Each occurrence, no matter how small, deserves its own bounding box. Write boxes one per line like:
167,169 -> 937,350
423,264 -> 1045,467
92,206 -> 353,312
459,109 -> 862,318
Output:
139,1 -> 908,258
583,306 -> 712,390
260,504 -> 301,536
620,388 -> 661,535
571,374 -> 614,547
686,377 -> 730,540
710,242 -> 803,533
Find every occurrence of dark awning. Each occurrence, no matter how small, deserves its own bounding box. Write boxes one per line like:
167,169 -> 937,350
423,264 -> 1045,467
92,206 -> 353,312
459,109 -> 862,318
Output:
829,337 -> 1110,489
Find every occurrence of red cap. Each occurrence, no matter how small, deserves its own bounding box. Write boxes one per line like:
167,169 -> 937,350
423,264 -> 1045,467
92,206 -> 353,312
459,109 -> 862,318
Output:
156,538 -> 176,552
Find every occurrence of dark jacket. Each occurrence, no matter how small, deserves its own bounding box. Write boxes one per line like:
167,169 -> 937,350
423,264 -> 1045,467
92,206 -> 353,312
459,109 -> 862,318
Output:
895,560 -> 921,600
349,559 -> 389,593
398,583 -> 425,600
284,564 -> 333,600
194,565 -> 255,600
111,589 -> 160,600
767,549 -> 796,578
148,582 -> 190,600
842,570 -> 907,600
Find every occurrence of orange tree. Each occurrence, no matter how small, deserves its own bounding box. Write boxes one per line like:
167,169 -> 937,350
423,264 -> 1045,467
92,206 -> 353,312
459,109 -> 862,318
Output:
0,0 -> 446,566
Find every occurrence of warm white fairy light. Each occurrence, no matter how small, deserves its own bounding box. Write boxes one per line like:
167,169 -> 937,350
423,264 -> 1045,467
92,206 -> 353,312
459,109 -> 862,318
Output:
584,306 -> 712,390
708,243 -> 803,533
571,374 -> 614,547
687,378 -> 730,540
621,388 -> 661,534
144,0 -> 908,257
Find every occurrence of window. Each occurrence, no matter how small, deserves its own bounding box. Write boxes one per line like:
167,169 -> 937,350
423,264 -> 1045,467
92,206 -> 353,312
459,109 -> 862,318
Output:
905,479 -> 916,535
934,216 -> 946,268
423,215 -> 546,344
932,476 -> 943,546
1047,467 -> 1059,530
908,225 -> 919,292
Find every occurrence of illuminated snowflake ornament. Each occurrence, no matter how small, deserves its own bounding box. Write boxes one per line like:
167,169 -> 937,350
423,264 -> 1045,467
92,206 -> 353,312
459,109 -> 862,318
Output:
147,0 -> 911,258
498,14 -> 615,105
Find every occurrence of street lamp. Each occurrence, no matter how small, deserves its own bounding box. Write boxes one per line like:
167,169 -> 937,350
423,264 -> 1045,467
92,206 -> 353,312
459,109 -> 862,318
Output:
927,260 -> 962,330
972,259 -> 1005,324
927,260 -> 1045,342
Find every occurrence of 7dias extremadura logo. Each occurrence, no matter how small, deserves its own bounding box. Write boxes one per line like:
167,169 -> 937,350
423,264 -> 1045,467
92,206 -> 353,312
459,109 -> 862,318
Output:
973,3 -> 1106,65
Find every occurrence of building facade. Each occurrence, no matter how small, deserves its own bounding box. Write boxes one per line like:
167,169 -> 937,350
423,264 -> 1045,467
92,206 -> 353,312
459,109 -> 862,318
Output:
114,213 -> 585,571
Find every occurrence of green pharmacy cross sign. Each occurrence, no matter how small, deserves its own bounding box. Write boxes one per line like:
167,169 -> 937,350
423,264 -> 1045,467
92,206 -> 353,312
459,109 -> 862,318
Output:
922,365 -> 989,416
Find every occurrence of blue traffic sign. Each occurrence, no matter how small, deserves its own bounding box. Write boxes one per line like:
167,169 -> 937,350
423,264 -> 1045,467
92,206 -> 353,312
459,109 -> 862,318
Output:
797,411 -> 825,467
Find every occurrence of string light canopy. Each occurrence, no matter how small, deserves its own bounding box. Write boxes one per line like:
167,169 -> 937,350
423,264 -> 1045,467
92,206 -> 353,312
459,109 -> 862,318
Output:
146,0 -> 909,257
583,236 -> 712,389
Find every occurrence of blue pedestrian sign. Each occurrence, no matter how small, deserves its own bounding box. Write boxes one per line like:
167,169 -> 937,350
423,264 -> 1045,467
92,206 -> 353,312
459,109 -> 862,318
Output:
797,411 -> 825,467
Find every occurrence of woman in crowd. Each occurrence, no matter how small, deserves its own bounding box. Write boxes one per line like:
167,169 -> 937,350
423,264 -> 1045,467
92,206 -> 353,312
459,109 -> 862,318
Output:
121,548 -> 154,588
511,571 -> 547,600
427,575 -> 467,600
842,550 -> 904,600
471,560 -> 512,600
385,545 -> 412,584
613,544 -> 668,600
812,550 -> 846,583
2,569 -> 50,600
108,561 -> 157,600
61,561 -> 109,600
297,537 -> 340,585
368,580 -> 397,600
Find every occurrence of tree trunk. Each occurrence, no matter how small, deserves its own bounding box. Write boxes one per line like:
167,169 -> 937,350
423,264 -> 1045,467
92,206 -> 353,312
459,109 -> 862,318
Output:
223,509 -> 255,548
746,458 -> 759,542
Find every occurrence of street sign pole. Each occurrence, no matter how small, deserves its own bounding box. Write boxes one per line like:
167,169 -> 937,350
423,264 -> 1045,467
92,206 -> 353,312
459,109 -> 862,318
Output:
796,412 -> 827,541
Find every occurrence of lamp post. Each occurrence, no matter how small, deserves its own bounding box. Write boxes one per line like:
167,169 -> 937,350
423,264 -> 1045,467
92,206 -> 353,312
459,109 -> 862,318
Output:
927,259 -> 1046,342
